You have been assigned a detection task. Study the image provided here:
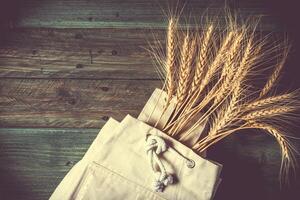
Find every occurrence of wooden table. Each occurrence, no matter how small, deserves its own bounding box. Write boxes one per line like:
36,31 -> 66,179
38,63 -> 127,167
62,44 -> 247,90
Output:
0,1 -> 299,199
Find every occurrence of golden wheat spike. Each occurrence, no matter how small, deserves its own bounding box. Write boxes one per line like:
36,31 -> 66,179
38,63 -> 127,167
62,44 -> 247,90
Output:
208,84 -> 241,136
190,25 -> 213,94
247,122 -> 295,182
196,31 -> 234,95
231,36 -> 255,86
196,121 -> 295,178
245,93 -> 294,110
178,30 -> 235,116
176,34 -> 253,138
242,106 -> 295,121
252,123 -> 290,158
166,17 -> 177,101
260,46 -> 289,97
165,30 -> 239,136
213,31 -> 244,105
177,34 -> 196,104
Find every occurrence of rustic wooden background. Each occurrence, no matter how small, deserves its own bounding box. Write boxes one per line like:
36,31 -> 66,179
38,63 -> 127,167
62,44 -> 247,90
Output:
0,0 -> 299,200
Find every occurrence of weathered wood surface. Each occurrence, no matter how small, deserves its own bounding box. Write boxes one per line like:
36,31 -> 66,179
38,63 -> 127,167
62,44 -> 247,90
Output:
0,78 -> 161,128
0,0 -> 299,199
0,28 -> 163,79
0,128 -> 99,200
8,0 -> 278,30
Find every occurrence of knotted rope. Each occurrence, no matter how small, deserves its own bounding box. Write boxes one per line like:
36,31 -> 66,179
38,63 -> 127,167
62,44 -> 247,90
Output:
146,135 -> 174,192
146,134 -> 195,192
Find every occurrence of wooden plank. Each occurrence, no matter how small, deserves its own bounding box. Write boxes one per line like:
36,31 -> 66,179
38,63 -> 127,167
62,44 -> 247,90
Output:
0,28 -> 164,79
0,28 -> 287,80
7,0 -> 278,30
0,127 -> 298,200
0,78 -> 162,128
0,128 -> 99,200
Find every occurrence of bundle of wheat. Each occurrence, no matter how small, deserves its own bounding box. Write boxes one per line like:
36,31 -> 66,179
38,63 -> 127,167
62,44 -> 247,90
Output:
149,14 -> 299,183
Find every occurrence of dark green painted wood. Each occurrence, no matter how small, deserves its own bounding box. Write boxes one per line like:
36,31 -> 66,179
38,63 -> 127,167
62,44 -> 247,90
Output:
0,128 -> 99,200
8,0 -> 278,30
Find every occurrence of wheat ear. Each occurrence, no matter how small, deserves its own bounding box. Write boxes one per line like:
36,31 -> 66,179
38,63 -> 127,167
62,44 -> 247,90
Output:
196,31 -> 234,95
190,25 -> 213,94
260,46 -> 289,97
177,34 -> 196,104
242,106 -> 295,121
166,17 -> 177,101
166,30 -> 239,136
178,30 -> 235,116
213,31 -> 244,105
245,93 -> 294,110
178,34 -> 253,138
208,84 -> 242,136
247,122 -> 296,183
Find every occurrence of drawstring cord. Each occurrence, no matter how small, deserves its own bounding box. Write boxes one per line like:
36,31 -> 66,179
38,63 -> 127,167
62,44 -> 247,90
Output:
145,134 -> 195,192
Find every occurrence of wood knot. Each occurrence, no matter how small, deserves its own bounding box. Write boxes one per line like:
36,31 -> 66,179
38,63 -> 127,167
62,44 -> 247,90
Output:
97,50 -> 104,54
111,50 -> 117,56
75,33 -> 83,39
57,88 -> 80,105
65,160 -> 74,166
48,30 -> 54,37
76,64 -> 84,68
68,98 -> 77,105
102,116 -> 109,121
100,87 -> 109,92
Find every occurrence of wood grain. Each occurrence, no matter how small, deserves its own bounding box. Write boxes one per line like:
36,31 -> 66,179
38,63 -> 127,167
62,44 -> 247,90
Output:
0,0 -> 298,199
0,128 -> 99,200
9,0 -> 278,30
0,28 -> 164,79
0,78 -> 161,128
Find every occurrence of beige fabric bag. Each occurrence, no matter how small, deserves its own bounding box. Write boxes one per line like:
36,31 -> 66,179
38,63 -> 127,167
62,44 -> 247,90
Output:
50,89 -> 222,200
138,89 -> 208,156
67,115 -> 222,200
50,118 -> 120,200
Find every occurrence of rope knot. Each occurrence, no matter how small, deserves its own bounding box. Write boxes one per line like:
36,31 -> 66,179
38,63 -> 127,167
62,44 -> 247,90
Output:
146,135 -> 168,155
146,134 -> 174,192
145,132 -> 195,193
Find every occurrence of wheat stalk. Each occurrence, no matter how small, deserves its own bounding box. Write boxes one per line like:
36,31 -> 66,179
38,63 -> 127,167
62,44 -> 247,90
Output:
190,25 -> 213,94
196,31 -> 234,96
170,30 -> 235,130
251,122 -> 290,159
242,106 -> 295,121
165,17 -> 178,102
246,122 -> 296,182
213,31 -> 244,105
177,34 -> 196,104
208,85 -> 242,136
194,121 -> 295,181
260,46 -> 289,97
176,33 -> 253,138
151,13 -> 299,182
245,93 -> 293,110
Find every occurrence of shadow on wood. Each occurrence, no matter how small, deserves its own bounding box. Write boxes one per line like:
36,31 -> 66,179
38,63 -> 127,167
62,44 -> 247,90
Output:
208,131 -> 300,200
